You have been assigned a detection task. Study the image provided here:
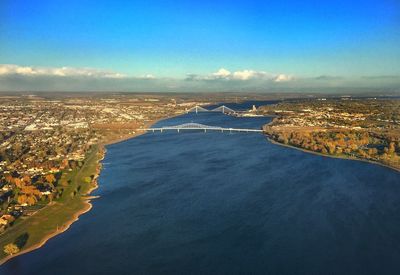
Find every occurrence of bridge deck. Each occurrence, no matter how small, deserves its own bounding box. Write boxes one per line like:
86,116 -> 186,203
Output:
140,127 -> 263,133
139,122 -> 263,133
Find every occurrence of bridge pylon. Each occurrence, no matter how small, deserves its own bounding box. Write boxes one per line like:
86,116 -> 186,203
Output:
187,105 -> 209,114
211,105 -> 236,114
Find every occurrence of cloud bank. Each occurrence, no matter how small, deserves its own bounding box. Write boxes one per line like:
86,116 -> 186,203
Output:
0,64 -> 399,93
0,64 -> 126,79
186,68 -> 293,82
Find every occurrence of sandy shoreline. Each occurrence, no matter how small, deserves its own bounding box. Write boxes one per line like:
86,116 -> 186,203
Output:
0,114 -> 181,265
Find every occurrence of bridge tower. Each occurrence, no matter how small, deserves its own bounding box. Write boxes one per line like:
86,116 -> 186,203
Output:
187,105 -> 209,114
211,105 -> 235,114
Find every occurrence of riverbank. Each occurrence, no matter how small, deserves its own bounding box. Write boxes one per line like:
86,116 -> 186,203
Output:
262,113 -> 400,173
0,113 -> 181,265
265,135 -> 400,173
260,99 -> 400,174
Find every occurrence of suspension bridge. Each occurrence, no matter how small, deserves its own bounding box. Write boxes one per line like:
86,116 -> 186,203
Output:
140,123 -> 263,133
187,105 -> 236,114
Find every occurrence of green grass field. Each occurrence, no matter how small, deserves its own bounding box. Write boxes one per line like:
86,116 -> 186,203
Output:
0,145 -> 102,261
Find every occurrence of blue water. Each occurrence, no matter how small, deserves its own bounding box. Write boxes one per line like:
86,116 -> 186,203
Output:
2,101 -> 400,275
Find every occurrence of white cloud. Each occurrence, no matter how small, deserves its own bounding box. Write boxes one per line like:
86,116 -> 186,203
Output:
141,74 -> 156,79
274,74 -> 293,82
232,70 -> 257,80
0,64 -> 127,79
0,64 -> 292,84
189,68 -> 293,82
212,68 -> 232,79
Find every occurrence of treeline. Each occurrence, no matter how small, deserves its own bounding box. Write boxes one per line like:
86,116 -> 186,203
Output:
265,128 -> 400,166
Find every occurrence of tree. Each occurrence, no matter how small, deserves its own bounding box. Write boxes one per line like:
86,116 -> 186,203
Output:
14,178 -> 24,188
326,143 -> 336,154
18,185 -> 42,206
45,174 -> 56,184
388,142 -> 396,155
3,243 -> 19,255
17,194 -> 28,205
368,148 -> 378,157
4,174 -> 13,184
22,175 -> 31,185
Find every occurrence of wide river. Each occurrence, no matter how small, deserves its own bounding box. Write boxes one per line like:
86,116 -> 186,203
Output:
2,101 -> 400,275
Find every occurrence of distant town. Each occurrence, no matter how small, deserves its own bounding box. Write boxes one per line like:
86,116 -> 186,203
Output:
260,97 -> 400,171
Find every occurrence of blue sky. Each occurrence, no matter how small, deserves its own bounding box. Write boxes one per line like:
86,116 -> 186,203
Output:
0,0 -> 399,92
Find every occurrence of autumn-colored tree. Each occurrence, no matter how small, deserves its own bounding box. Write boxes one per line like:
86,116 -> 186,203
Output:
358,149 -> 368,158
17,194 -> 27,205
360,132 -> 370,145
45,174 -> 56,185
4,174 -> 13,184
14,178 -> 24,188
388,142 -> 396,155
22,175 -> 31,185
17,193 -> 37,206
335,133 -> 346,140
368,148 -> 378,156
344,148 -> 352,154
326,143 -> 336,154
61,159 -> 69,169
18,185 -> 42,206
337,138 -> 346,148
3,243 -> 19,255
